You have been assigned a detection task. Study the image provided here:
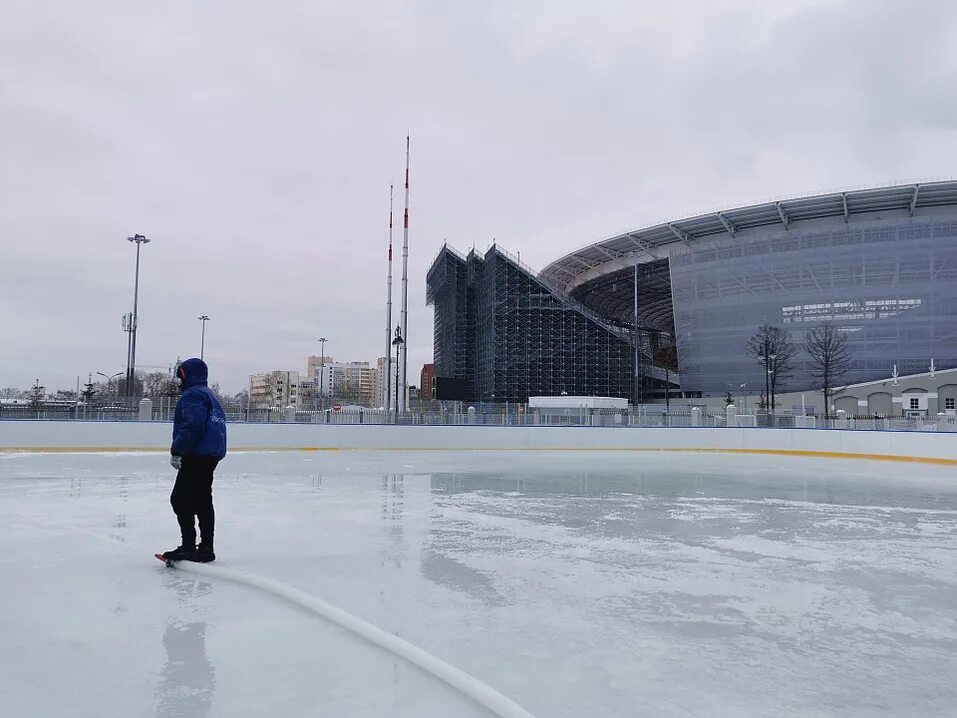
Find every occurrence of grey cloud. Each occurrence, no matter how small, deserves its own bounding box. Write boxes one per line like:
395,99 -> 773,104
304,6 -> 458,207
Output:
1,0 -> 954,391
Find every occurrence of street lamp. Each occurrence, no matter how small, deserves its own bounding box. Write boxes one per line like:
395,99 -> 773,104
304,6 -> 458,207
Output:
391,325 -> 404,423
758,343 -> 777,413
198,315 -> 210,360
317,337 -> 327,412
125,233 -> 150,396
768,353 -> 777,413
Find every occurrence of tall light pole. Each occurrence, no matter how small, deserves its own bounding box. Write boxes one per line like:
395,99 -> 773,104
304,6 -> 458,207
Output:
633,257 -> 641,406
399,135 -> 410,413
768,354 -> 778,414
384,183 -> 394,412
392,325 -> 403,424
198,315 -> 210,360
758,343 -> 777,413
126,234 -> 150,396
317,337 -> 327,412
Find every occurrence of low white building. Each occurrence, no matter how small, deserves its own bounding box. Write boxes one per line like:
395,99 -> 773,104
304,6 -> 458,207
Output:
527,396 -> 629,426
773,366 -> 957,418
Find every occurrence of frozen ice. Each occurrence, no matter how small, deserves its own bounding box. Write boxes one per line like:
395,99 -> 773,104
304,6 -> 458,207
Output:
1,450 -> 956,717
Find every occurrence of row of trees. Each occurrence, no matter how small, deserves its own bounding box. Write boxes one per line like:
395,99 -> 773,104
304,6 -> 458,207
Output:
745,320 -> 851,415
1,371 -> 221,406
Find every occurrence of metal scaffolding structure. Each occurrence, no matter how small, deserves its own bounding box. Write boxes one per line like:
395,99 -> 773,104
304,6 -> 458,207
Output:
427,244 -> 675,403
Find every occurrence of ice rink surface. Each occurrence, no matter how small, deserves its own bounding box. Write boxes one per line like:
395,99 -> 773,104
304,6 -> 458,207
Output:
1,449 -> 955,718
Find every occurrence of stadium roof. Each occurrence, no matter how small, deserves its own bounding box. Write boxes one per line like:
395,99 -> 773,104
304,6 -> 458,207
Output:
541,180 -> 957,293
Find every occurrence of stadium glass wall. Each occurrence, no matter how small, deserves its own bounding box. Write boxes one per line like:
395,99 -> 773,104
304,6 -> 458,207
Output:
669,212 -> 957,393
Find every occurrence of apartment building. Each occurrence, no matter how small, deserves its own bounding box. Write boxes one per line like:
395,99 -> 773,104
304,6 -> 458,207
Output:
249,371 -> 301,409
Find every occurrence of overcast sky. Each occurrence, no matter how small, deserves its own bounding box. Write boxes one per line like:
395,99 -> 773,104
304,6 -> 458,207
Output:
2,0 -> 955,393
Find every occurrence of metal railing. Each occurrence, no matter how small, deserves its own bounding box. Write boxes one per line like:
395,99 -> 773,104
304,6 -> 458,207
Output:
3,398 -> 956,432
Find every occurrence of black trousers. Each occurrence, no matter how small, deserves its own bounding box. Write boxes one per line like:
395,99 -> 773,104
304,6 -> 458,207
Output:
170,456 -> 219,548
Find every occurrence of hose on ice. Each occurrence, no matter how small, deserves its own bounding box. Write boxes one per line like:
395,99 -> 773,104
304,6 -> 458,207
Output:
172,561 -> 537,718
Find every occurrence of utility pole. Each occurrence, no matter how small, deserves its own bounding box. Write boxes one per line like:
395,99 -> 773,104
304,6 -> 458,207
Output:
399,135 -> 410,413
633,258 -> 641,406
392,325 -> 404,424
317,337 -> 327,412
198,315 -> 210,360
384,183 -> 394,412
126,234 -> 150,396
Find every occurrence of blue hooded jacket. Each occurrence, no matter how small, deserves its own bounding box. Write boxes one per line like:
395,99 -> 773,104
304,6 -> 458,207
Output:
171,358 -> 227,459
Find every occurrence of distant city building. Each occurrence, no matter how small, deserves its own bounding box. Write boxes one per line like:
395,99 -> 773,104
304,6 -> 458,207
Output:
249,371 -> 300,409
306,355 -> 335,379
375,356 -> 389,408
420,363 -> 434,401
318,362 -> 378,407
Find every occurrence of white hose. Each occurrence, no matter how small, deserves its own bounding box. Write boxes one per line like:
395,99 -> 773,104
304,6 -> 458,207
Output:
173,561 -> 536,718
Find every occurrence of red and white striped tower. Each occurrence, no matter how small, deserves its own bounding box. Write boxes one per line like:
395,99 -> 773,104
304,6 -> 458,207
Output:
384,184 -> 394,411
399,135 -> 410,413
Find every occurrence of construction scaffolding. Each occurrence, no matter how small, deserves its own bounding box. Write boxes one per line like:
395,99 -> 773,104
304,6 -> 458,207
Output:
427,243 -> 672,403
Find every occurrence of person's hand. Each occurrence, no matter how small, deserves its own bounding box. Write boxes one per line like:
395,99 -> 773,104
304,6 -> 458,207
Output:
170,455 -> 182,470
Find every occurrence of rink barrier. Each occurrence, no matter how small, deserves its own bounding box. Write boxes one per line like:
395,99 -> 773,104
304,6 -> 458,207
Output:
3,446 -> 956,466
171,561 -> 537,718
1,422 -> 956,465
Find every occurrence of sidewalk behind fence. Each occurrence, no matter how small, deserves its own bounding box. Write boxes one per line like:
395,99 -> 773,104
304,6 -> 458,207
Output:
2,397 -> 956,433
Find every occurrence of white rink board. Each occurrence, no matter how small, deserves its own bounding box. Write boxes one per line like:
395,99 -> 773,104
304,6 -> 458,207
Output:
1,421 -> 956,463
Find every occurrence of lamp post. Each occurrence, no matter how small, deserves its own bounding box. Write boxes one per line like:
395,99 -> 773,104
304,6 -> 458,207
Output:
392,325 -> 404,424
317,337 -> 327,412
125,233 -> 150,396
758,345 -> 777,416
768,354 -> 778,414
198,315 -> 210,360
633,257 -> 641,406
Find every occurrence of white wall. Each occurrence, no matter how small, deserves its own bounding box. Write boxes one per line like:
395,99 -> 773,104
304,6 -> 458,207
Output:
1,421 -> 955,464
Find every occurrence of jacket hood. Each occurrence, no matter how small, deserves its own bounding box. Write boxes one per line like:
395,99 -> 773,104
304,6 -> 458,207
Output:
177,358 -> 209,389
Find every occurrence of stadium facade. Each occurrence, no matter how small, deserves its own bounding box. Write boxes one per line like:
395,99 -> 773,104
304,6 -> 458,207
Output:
428,181 -> 957,403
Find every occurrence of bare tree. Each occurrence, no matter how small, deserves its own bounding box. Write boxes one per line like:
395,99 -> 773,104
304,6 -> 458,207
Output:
746,324 -> 799,412
140,371 -> 170,398
654,339 -> 679,412
161,378 -> 180,397
804,321 -> 852,418
0,387 -> 21,400
93,380 -> 114,398
335,375 -> 363,407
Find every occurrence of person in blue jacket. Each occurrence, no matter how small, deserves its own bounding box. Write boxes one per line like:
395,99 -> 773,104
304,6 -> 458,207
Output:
162,358 -> 227,562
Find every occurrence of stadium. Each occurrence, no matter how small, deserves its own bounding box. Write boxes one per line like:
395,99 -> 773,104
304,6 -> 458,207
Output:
427,180 -> 957,404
